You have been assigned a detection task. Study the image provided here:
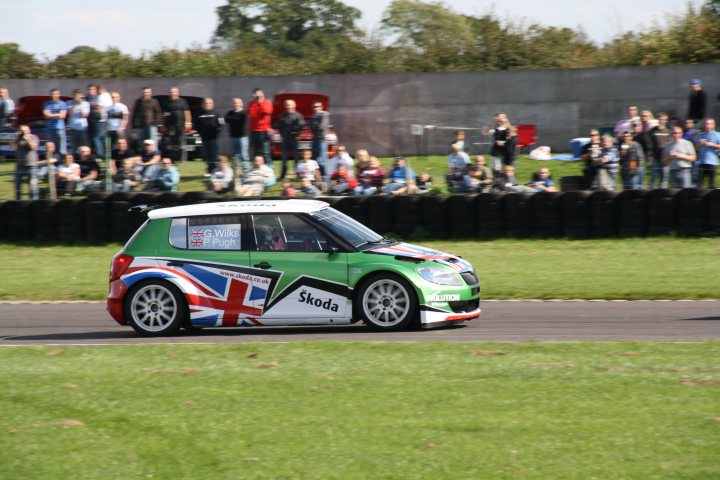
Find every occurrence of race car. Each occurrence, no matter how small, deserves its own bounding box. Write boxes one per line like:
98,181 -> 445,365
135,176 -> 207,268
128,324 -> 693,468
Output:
270,93 -> 338,159
107,200 -> 481,336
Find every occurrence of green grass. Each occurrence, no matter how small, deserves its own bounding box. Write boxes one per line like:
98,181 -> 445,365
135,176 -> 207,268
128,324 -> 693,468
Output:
1,342 -> 718,479
0,154 -> 584,199
0,238 -> 718,301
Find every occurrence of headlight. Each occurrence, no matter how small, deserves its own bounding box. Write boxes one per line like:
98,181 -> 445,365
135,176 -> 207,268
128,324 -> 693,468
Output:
416,266 -> 463,286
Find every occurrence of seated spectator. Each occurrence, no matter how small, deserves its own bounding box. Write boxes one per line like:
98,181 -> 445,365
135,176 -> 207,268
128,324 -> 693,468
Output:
327,144 -> 354,179
57,153 -> 80,197
146,157 -> 180,192
111,137 -> 136,175
209,155 -> 234,193
355,156 -> 385,195
384,156 -> 418,195
75,145 -> 101,193
592,135 -> 620,191
492,164 -> 534,193
446,142 -> 471,192
355,149 -> 371,178
112,157 -> 141,192
281,179 -> 297,197
467,155 -> 493,192
416,173 -> 432,193
136,139 -> 162,184
36,140 -> 61,188
329,164 -> 358,195
236,155 -> 275,196
528,167 -> 558,192
300,177 -> 321,197
296,149 -> 323,191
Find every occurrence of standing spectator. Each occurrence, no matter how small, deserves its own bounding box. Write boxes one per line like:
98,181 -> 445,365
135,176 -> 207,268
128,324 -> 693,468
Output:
74,146 -> 100,193
87,84 -> 111,159
446,142 -> 471,192
275,98 -> 304,179
57,153 -> 80,197
309,100 -> 330,177
107,91 -> 129,148
663,126 -> 697,189
248,88 -> 273,168
67,88 -> 90,152
110,137 -> 136,175
112,158 -> 141,192
329,164 -> 358,195
137,139 -> 162,184
0,86 -> 16,127
327,144 -> 354,179
619,131 -> 645,190
614,105 -> 640,139
694,118 -> 720,189
593,135 -> 620,191
384,156 -> 418,195
648,113 -> 671,189
164,87 -> 191,164
148,158 -> 180,192
13,125 -> 39,200
450,130 -> 465,152
209,155 -> 234,193
355,155 -> 385,195
225,98 -> 249,172
581,130 -> 602,187
131,87 -> 163,150
688,79 -> 707,123
236,155 -> 275,196
504,125 -> 518,167
296,149 -> 323,190
488,112 -> 511,171
194,97 -> 223,176
467,155 -> 493,192
528,167 -> 558,192
43,88 -> 68,154
683,118 -> 699,141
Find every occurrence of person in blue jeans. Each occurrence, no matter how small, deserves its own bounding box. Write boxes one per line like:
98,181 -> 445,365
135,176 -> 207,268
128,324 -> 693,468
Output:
309,101 -> 330,180
384,157 -> 417,194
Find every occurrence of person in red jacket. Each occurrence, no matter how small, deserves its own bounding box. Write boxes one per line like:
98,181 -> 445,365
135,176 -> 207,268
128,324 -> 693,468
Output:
248,88 -> 274,168
329,164 -> 358,195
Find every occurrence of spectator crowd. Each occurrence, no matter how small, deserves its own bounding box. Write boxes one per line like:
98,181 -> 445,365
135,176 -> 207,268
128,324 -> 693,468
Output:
4,78 -> 719,200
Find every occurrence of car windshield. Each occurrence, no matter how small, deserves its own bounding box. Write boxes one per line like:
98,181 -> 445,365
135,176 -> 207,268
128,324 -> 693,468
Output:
309,207 -> 386,249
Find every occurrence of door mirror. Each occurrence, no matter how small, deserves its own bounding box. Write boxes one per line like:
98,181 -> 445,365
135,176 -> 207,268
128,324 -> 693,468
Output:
325,244 -> 340,254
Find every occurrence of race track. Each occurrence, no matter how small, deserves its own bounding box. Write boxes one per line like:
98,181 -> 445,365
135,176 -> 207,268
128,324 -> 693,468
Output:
0,300 -> 718,345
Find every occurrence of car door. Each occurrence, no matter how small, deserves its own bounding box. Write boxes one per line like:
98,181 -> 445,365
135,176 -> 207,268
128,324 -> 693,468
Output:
155,214 -> 266,327
248,213 -> 350,324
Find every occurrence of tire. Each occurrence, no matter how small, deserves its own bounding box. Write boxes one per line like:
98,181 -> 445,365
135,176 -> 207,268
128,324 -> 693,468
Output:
124,280 -> 187,336
356,273 -> 418,331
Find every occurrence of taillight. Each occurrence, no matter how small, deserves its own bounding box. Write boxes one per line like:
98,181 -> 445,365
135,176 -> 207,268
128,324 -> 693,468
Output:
110,253 -> 133,282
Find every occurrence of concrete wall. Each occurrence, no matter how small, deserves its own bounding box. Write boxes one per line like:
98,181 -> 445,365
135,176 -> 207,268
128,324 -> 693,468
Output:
3,64 -> 719,156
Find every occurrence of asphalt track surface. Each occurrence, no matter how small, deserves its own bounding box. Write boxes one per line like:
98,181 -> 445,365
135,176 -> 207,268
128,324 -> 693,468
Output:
0,300 -> 718,345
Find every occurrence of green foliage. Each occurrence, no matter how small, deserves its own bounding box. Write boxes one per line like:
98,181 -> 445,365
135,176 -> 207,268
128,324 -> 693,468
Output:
0,43 -> 43,79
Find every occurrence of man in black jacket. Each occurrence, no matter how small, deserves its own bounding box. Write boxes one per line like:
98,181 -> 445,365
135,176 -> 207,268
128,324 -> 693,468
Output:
195,97 -> 223,176
225,98 -> 248,172
275,98 -> 305,179
688,79 -> 706,123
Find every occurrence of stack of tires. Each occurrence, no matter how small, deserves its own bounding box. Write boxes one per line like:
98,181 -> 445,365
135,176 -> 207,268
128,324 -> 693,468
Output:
392,195 -> 422,237
532,191 -> 563,237
5,200 -> 33,241
617,190 -> 648,237
0,200 -> 7,240
476,193 -> 506,238
676,188 -> 710,236
590,191 -> 620,238
32,200 -> 60,242
57,199 -> 85,243
504,193 -> 534,238
85,192 -> 112,243
420,196 -> 449,238
335,196 -> 368,226
365,195 -> 395,235
447,194 -> 477,238
562,191 -> 592,238
707,189 -> 720,235
108,192 -> 137,243
646,188 -> 679,236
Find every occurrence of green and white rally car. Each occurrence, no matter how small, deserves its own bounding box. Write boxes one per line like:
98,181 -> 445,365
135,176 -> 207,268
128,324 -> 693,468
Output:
107,200 -> 481,336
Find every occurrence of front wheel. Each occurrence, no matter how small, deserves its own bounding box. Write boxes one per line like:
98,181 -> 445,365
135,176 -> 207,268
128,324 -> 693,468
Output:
356,273 -> 418,331
125,280 -> 186,336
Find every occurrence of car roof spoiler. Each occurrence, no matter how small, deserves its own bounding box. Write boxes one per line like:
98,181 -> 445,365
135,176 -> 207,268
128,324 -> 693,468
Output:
128,204 -> 164,218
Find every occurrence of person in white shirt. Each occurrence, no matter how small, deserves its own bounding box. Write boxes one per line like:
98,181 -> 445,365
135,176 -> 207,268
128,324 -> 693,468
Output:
107,91 -> 129,149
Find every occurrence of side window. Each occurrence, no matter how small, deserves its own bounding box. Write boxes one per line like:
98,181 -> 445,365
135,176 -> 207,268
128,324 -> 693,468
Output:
169,215 -> 242,250
252,214 -> 329,252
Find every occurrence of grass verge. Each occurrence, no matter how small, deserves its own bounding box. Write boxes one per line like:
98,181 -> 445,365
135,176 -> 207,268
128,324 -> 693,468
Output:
1,342 -> 718,479
0,237 -> 718,301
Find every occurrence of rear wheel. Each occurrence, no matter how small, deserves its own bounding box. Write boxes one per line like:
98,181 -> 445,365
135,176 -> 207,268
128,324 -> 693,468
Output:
125,280 -> 186,336
356,274 -> 418,331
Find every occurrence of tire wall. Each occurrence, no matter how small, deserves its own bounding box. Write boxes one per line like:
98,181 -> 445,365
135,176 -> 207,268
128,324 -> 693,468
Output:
0,189 -> 717,244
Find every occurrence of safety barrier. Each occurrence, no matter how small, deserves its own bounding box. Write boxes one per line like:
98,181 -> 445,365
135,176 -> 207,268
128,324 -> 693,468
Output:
0,189 -> 718,243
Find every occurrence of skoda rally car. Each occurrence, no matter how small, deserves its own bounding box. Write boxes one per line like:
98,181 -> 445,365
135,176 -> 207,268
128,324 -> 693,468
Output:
107,200 -> 481,336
